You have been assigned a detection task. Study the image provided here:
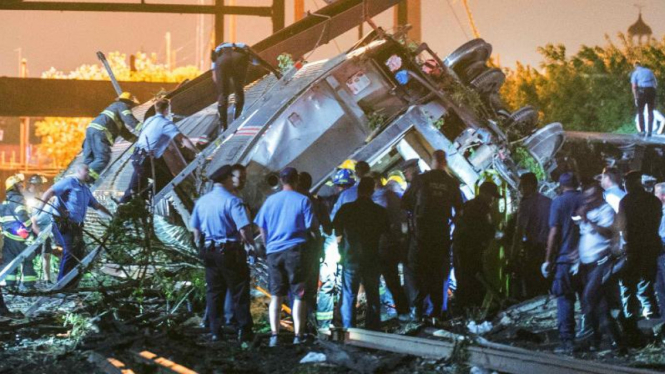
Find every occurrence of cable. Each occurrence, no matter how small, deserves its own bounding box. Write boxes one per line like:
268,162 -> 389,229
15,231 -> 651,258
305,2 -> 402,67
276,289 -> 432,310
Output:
445,0 -> 470,40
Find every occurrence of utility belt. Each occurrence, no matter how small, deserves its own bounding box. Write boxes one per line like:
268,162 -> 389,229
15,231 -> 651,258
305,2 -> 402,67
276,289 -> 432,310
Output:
637,86 -> 656,94
211,44 -> 249,61
203,240 -> 242,253
131,148 -> 153,166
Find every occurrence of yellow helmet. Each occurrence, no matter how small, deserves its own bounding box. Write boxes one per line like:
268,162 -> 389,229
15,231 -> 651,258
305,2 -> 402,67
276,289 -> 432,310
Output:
338,159 -> 356,171
5,173 -> 25,191
118,92 -> 132,101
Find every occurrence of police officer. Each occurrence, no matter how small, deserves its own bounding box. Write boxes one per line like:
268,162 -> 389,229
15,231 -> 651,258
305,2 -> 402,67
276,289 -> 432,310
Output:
211,42 -> 282,133
402,150 -> 463,322
631,61 -> 658,137
1,173 -> 38,290
119,98 -> 198,204
82,92 -> 140,181
37,164 -> 112,288
191,164 -> 255,342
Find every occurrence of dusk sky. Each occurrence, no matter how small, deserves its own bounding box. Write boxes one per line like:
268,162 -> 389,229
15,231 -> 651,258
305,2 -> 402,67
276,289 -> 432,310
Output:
0,0 -> 663,78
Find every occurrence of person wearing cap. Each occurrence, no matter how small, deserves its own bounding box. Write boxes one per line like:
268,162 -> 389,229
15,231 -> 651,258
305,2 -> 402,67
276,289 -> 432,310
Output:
631,61 -> 658,137
617,170 -> 662,346
0,173 -> 39,290
37,164 -> 112,288
191,164 -> 255,342
543,172 -> 582,354
330,161 -> 370,219
254,167 -> 315,347
598,167 -> 625,213
453,181 -> 500,311
82,92 -> 141,182
576,183 -> 623,351
334,177 -> 390,330
119,99 -> 198,204
211,42 -> 282,134
511,172 -> 551,299
402,150 -> 463,323
315,167 -> 356,329
24,174 -> 55,283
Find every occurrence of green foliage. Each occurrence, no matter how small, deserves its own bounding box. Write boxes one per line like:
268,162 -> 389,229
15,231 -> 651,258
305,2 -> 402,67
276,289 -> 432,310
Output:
500,34 -> 665,132
277,53 -> 295,73
367,112 -> 388,131
513,146 -> 546,181
61,313 -> 96,343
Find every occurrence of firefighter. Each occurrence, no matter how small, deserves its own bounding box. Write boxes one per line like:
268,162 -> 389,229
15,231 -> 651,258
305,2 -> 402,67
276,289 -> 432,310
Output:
1,173 -> 39,290
316,167 -> 355,328
37,164 -> 112,288
402,150 -> 463,323
211,42 -> 282,133
82,92 -> 140,181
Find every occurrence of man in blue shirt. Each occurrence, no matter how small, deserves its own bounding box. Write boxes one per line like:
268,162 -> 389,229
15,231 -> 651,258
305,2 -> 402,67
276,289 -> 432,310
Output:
37,164 -> 112,287
119,99 -> 198,204
330,161 -> 370,219
191,164 -> 255,342
543,172 -> 582,354
211,42 -> 281,133
631,61 -> 658,137
254,167 -> 315,347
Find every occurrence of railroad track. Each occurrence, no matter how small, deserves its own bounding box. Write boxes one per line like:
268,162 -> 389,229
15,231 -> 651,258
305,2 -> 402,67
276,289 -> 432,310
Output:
324,327 -> 658,374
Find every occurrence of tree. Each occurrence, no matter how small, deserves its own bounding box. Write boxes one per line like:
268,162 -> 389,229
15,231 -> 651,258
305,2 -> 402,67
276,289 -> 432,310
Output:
500,33 -> 665,133
35,52 -> 201,167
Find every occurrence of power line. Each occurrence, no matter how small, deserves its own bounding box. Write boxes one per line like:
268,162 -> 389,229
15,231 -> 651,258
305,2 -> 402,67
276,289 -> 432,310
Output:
445,0 -> 470,40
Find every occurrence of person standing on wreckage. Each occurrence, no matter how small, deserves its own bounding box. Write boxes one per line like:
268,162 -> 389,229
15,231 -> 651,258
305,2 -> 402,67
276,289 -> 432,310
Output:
81,92 -> 141,182
211,42 -> 282,135
36,164 -> 113,288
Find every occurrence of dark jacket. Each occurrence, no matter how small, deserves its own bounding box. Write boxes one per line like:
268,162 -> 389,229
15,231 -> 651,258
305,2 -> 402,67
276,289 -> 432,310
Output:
89,101 -> 139,144
0,190 -> 32,242
333,197 -> 389,266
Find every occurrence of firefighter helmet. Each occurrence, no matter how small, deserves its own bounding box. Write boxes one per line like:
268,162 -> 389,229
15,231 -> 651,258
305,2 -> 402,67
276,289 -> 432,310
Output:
338,159 -> 356,171
5,173 -> 25,191
333,168 -> 355,186
28,174 -> 47,185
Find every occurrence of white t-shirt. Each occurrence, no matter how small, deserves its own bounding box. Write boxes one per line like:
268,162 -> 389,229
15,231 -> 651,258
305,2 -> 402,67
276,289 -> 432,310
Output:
579,202 -> 615,264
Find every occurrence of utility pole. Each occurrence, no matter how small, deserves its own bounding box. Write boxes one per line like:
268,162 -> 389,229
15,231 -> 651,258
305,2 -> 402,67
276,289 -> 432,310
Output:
294,0 -> 304,21
19,58 -> 29,167
165,32 -> 172,71
394,0 -> 421,41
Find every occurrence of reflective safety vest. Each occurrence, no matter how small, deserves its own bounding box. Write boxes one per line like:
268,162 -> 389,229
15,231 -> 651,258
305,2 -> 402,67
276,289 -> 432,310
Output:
87,101 -> 139,145
0,190 -> 32,242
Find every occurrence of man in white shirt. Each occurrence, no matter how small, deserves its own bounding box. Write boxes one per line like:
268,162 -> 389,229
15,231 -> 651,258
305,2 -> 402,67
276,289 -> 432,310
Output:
599,167 -> 625,213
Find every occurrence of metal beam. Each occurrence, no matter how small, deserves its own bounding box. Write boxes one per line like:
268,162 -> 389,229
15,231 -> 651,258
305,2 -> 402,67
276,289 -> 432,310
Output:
0,2 -> 271,15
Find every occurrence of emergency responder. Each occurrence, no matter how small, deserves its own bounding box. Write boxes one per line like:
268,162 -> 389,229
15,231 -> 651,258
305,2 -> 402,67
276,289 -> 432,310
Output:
254,167 -> 315,347
191,165 -> 255,342
82,92 -> 140,181
542,172 -> 582,354
1,173 -> 39,290
453,181 -> 499,311
402,150 -> 463,323
631,61 -> 658,137
334,177 -> 389,330
330,161 -> 370,218
119,99 -> 198,204
24,174 -> 54,283
316,167 -> 355,328
617,171 -> 662,346
37,164 -> 112,288
370,172 -> 409,318
211,42 -> 282,133
511,173 -> 551,299
297,171 -> 332,330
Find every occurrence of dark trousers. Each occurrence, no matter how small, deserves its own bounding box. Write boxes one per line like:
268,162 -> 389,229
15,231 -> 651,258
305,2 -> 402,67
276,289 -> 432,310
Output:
214,49 -> 249,131
620,254 -> 659,335
341,263 -> 381,330
655,252 -> 665,318
551,263 -> 579,342
1,238 -> 36,288
119,152 -> 171,204
52,222 -> 85,288
636,87 -> 657,134
580,258 -> 621,344
379,239 -> 408,315
405,235 -> 451,318
203,243 -> 252,335
454,243 -> 485,311
520,243 -> 549,299
82,128 -> 112,181
0,288 -> 6,311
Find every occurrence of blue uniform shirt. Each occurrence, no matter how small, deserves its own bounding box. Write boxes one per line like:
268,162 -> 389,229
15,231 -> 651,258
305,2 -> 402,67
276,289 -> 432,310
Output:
549,190 -> 582,263
135,114 -> 181,158
211,42 -> 259,69
51,176 -> 99,223
190,185 -> 250,242
631,66 -> 658,88
254,190 -> 314,254
331,185 -> 358,219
